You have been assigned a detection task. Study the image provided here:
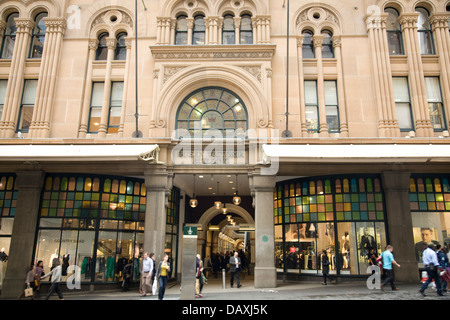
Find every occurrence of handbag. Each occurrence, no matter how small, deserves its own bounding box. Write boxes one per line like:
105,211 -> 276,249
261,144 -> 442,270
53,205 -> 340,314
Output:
24,286 -> 33,298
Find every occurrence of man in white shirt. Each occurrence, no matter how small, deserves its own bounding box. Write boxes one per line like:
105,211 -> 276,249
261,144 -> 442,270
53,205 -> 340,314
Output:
419,244 -> 443,297
140,252 -> 154,296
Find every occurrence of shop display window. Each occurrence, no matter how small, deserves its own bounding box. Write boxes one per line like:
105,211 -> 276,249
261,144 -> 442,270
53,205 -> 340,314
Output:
410,176 -> 450,268
35,174 -> 151,284
274,175 -> 387,276
0,175 -> 16,290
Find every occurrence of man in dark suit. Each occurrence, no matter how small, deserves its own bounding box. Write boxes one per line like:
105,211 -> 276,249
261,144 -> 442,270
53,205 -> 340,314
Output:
229,251 -> 242,288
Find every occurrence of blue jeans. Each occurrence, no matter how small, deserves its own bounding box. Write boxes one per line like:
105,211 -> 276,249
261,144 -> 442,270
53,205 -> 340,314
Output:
158,276 -> 168,300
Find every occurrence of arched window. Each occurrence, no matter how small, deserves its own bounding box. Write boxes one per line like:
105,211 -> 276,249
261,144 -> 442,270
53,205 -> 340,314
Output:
222,14 -> 235,45
240,14 -> 253,44
447,5 -> 450,30
1,13 -> 18,59
96,33 -> 108,60
175,15 -> 188,45
114,32 -> 127,60
192,15 -> 205,45
385,8 -> 403,55
416,7 -> 435,55
302,30 -> 315,58
176,87 -> 248,138
321,30 -> 334,58
29,12 -> 48,58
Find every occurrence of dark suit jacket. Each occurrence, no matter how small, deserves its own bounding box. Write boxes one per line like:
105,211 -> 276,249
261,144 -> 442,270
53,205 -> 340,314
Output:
229,256 -> 241,273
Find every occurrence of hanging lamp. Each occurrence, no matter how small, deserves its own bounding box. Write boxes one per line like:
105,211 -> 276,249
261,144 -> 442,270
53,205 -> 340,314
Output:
233,174 -> 241,205
214,181 -> 222,209
189,174 -> 198,208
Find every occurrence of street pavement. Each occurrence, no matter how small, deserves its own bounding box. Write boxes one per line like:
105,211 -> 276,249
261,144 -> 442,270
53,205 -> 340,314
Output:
59,275 -> 450,301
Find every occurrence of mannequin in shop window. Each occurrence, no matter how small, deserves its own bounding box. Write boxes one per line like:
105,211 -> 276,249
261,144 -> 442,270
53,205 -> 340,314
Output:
360,228 -> 376,258
49,249 -> 58,268
342,232 -> 350,269
62,254 -> 70,277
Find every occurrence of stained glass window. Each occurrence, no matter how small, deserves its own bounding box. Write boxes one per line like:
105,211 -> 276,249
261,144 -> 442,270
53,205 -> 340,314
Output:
40,175 -> 146,221
410,176 -> 450,211
0,175 -> 18,217
176,87 -> 248,138
275,176 -> 385,225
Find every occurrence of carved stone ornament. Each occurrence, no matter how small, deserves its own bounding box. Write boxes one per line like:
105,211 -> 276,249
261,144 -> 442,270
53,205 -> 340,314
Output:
163,66 -> 188,84
138,145 -> 164,164
238,65 -> 262,83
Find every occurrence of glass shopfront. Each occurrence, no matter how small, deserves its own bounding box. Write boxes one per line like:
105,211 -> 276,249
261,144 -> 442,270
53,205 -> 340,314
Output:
34,175 -> 147,284
409,175 -> 450,268
275,175 -> 388,276
0,175 -> 17,289
165,188 -> 180,279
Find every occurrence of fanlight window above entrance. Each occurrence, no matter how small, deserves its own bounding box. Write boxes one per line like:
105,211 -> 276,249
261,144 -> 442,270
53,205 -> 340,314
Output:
176,87 -> 248,138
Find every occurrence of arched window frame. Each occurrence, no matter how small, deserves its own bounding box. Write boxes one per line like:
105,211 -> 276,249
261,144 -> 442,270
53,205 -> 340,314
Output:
239,14 -> 253,44
175,15 -> 188,45
321,29 -> 334,58
114,32 -> 127,60
222,14 -> 235,45
416,7 -> 435,55
385,7 -> 404,55
29,12 -> 48,59
302,30 -> 315,58
192,14 -> 205,45
0,12 -> 18,59
175,87 -> 248,138
96,32 -> 109,60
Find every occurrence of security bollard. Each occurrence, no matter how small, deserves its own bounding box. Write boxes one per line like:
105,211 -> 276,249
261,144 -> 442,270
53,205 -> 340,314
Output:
222,268 -> 226,289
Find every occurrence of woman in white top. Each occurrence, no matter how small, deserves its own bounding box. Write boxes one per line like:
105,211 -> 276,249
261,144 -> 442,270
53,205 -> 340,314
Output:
41,258 -> 64,300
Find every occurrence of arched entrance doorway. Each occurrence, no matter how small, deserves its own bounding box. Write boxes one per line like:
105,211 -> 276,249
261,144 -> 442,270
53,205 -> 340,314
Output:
197,203 -> 255,282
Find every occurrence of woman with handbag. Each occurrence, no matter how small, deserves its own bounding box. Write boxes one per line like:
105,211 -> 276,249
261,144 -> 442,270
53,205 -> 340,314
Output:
18,265 -> 36,300
156,254 -> 170,300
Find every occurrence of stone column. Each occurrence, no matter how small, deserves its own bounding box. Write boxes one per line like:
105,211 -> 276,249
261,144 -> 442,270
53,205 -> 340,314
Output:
313,35 -> 328,137
332,36 -> 349,137
187,18 -> 194,45
78,39 -> 98,138
399,13 -> 434,137
118,38 -> 133,137
143,167 -> 173,263
0,18 -> 33,138
97,37 -> 116,138
365,13 -> 399,137
430,13 -> 450,130
250,174 -> 277,288
296,35 -> 308,136
1,171 -> 45,299
381,171 -> 419,282
234,17 -> 241,45
29,18 -> 66,138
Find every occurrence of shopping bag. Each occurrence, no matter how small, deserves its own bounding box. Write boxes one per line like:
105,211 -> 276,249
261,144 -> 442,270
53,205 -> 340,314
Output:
152,279 -> 157,295
24,286 -> 33,297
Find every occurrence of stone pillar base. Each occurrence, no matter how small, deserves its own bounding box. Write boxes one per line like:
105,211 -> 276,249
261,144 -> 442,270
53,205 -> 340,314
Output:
254,267 -> 277,288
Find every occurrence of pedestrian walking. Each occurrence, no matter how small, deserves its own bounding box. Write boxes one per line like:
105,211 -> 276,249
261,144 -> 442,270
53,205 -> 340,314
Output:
195,254 -> 204,298
419,244 -> 444,297
156,254 -> 170,300
436,245 -> 449,293
18,265 -> 36,300
380,245 -> 400,291
229,251 -> 241,288
122,259 -> 133,292
140,252 -> 154,296
321,250 -> 335,285
41,258 -> 64,300
34,260 -> 44,299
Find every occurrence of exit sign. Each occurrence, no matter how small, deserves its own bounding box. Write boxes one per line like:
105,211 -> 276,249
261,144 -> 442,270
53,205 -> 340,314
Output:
183,226 -> 198,238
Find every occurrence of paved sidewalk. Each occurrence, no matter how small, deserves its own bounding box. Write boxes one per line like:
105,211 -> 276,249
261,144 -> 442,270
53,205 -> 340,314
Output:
60,276 -> 450,301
